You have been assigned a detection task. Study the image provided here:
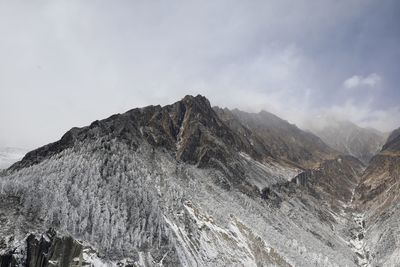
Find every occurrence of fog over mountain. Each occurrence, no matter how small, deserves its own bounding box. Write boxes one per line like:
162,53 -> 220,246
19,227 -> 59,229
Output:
1,0 -> 400,149
306,118 -> 388,164
1,1 -> 400,266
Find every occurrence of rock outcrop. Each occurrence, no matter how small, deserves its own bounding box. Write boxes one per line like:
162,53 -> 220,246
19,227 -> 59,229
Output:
215,107 -> 337,169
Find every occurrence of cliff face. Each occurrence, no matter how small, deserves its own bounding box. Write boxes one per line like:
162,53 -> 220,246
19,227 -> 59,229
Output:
0,95 -> 397,266
0,229 -> 124,267
215,107 -> 337,169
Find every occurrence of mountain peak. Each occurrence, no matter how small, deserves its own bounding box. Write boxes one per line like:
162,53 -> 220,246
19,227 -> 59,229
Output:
10,94 -> 244,173
9,94 -> 337,173
181,94 -> 211,106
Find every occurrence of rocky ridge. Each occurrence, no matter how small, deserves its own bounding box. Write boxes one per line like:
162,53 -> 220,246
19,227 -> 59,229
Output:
214,108 -> 336,169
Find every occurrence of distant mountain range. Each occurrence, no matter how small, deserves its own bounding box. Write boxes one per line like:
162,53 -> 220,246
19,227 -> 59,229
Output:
0,95 -> 399,266
308,119 -> 387,164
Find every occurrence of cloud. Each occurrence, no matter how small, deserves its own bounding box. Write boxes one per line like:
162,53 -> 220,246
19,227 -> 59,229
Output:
343,73 -> 382,89
300,100 -> 400,133
0,0 -> 399,148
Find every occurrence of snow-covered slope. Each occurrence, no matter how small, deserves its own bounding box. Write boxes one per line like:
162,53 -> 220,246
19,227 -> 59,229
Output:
0,147 -> 27,169
0,95 -> 391,266
0,141 -> 365,266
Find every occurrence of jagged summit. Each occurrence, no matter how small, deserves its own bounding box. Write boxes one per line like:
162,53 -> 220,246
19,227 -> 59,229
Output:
11,94 -> 335,172
11,94 -> 240,171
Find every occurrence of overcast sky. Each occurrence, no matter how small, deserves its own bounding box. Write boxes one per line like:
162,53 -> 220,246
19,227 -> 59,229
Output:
0,0 -> 399,149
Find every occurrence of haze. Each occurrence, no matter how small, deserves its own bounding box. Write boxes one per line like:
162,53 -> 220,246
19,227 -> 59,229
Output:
0,0 -> 399,149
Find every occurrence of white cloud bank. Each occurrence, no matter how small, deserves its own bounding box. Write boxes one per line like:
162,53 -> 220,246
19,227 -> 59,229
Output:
300,100 -> 400,133
343,73 -> 382,89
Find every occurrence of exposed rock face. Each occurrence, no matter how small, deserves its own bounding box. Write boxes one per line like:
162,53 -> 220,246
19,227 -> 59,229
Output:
10,96 -> 255,179
0,95 -> 396,266
309,120 -> 386,164
382,127 -> 400,152
293,155 -> 363,202
0,228 -> 117,267
215,108 -> 336,169
13,96 -> 337,173
356,127 -> 400,209
25,230 -> 83,267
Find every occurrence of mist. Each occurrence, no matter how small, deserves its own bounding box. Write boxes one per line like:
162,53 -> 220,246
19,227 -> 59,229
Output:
1,0 -> 399,149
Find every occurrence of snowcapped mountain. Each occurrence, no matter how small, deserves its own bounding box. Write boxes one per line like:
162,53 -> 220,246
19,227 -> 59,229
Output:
0,147 -> 27,170
308,119 -> 387,164
0,95 -> 398,266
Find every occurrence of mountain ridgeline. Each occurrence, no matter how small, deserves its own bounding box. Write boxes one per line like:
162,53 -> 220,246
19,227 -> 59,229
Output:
0,95 -> 398,266
309,120 -> 387,165
11,95 -> 334,174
